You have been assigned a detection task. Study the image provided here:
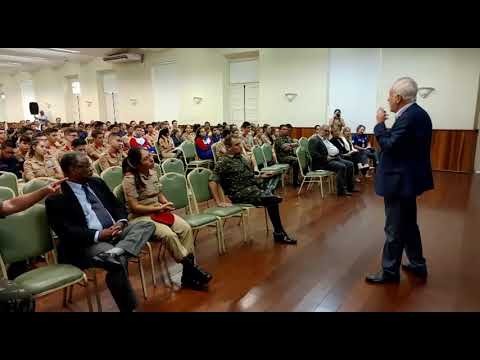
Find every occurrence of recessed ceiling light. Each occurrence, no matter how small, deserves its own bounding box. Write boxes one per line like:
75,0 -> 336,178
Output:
48,48 -> 80,54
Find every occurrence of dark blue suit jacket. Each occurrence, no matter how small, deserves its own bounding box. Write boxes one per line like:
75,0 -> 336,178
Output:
374,102 -> 434,199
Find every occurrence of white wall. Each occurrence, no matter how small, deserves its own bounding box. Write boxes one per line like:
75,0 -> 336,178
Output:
258,48 -> 329,127
378,48 -> 480,130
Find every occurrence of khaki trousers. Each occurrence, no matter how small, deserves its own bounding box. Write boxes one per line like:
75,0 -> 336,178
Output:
131,214 -> 194,262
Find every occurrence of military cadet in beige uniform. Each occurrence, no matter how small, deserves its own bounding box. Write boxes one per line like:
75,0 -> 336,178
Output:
98,133 -> 124,172
23,139 -> 63,182
122,147 -> 213,291
57,127 -> 78,162
86,130 -> 106,161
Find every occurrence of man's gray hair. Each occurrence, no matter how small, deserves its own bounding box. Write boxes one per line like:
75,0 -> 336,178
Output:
392,77 -> 418,102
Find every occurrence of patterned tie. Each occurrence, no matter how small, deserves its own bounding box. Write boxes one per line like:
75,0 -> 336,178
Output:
82,184 -> 114,229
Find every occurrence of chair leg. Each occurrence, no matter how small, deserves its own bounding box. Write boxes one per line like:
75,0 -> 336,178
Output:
298,178 -> 306,195
84,279 -> 94,312
91,270 -> 102,312
68,285 -> 74,303
241,213 -> 248,245
137,256 -> 148,299
62,287 -> 68,308
320,178 -> 325,198
146,242 -> 157,288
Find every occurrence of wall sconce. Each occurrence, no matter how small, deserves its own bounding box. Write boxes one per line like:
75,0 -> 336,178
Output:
193,96 -> 203,104
418,87 -> 435,99
85,100 -> 93,107
0,93 -> 5,100
129,98 -> 138,106
285,92 -> 298,102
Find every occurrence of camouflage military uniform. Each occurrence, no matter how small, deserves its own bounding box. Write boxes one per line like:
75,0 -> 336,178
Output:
86,143 -> 106,161
274,135 -> 300,186
211,154 -> 280,205
98,150 -> 124,172
23,156 -> 63,182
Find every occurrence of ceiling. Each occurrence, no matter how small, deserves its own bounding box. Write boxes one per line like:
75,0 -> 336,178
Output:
0,48 -> 151,74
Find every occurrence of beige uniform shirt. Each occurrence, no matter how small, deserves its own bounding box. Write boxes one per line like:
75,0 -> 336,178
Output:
23,156 -> 63,182
57,144 -> 73,162
145,133 -> 157,146
122,169 -> 161,220
86,143 -> 106,161
98,150 -> 124,173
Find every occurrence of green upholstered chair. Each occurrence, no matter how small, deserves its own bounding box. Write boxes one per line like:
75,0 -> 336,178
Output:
100,166 -> 122,191
179,141 -> 212,171
0,186 -> 15,201
296,147 -> 333,197
299,137 -> 309,151
0,171 -> 19,196
154,163 -> 163,180
187,168 -> 247,253
0,204 -> 93,311
111,183 -> 156,300
160,172 -> 223,257
22,177 -> 57,204
161,158 -> 185,175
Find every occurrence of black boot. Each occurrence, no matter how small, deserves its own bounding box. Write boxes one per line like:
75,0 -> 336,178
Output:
186,254 -> 212,284
180,257 -> 211,291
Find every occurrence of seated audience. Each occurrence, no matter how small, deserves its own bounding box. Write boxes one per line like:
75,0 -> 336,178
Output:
329,109 -> 346,134
253,126 -> 264,146
342,127 -> 370,179
181,125 -> 195,143
72,138 -> 88,155
171,128 -> 183,148
274,124 -> 300,187
15,135 -> 32,173
213,129 -> 230,160
330,128 -> 369,182
209,135 -> 296,245
157,128 -> 177,159
352,124 -> 378,169
308,125 -> 357,197
260,125 -> 275,145
45,152 -> 156,312
144,124 -> 157,146
44,128 -> 62,159
310,125 -> 321,139
23,139 -> 63,182
240,122 -> 254,153
86,130 -> 106,161
99,133 -> 125,172
129,125 -> 150,150
211,126 -> 222,144
0,140 -> 22,178
194,127 -> 214,160
77,123 -> 88,141
122,148 -> 212,291
57,127 -> 78,161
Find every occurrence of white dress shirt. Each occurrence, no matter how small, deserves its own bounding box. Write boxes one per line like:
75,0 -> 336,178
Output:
67,181 -> 124,242
321,137 -> 339,159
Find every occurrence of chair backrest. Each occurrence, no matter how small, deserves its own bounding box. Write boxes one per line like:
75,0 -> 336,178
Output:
299,137 -> 309,150
0,186 -> 15,201
180,141 -> 197,162
159,173 -> 190,211
0,171 -> 19,196
261,143 -> 274,164
93,159 -> 102,175
252,146 -> 266,170
296,147 -> 309,177
187,167 -> 214,209
22,177 -> 57,204
0,204 -> 53,268
100,166 -> 123,191
211,142 -> 218,164
161,158 -> 185,175
112,184 -> 125,205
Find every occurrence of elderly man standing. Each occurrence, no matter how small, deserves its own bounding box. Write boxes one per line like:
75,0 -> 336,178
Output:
366,77 -> 433,284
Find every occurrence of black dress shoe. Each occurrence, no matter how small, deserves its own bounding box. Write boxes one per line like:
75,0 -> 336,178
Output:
365,271 -> 400,284
184,255 -> 213,284
274,232 -> 297,245
91,253 -> 123,272
181,275 -> 209,291
402,264 -> 428,278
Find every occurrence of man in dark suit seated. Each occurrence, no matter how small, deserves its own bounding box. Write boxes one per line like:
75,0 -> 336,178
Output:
308,125 -> 357,196
45,152 -> 156,312
0,140 -> 22,178
366,77 -> 433,284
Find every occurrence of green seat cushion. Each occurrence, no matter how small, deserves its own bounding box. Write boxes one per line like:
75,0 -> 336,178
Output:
188,160 -> 211,165
14,264 -> 84,296
183,213 -> 218,227
235,203 -> 256,208
260,166 -> 283,173
271,164 -> 290,170
204,205 -> 244,217
306,171 -> 331,177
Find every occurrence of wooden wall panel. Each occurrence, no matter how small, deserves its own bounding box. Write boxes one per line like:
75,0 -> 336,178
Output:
292,127 -> 478,173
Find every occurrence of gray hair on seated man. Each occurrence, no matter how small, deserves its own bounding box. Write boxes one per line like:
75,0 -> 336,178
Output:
391,77 -> 418,102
